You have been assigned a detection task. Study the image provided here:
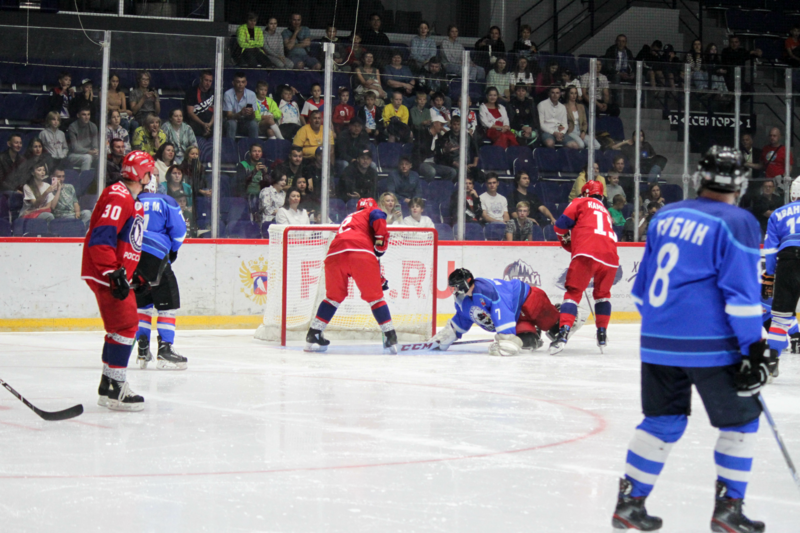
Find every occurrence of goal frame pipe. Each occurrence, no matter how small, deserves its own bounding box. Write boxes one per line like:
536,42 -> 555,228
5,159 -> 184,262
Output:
280,225 -> 438,346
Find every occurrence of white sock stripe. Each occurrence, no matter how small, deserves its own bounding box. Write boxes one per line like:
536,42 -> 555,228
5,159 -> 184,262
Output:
768,333 -> 788,341
138,322 -> 152,329
368,298 -> 386,306
715,465 -> 752,482
628,429 -> 674,462
137,308 -> 156,317
157,310 -> 177,318
772,310 -> 794,318
157,324 -> 176,332
380,322 -> 395,333
624,464 -> 660,486
106,333 -> 135,345
563,299 -> 579,306
323,299 -> 341,308
715,431 -> 758,458
594,298 -> 610,303
310,318 -> 327,331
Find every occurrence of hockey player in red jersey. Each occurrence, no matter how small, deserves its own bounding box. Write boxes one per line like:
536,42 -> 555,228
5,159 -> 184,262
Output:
305,197 -> 399,353
81,151 -> 155,411
550,180 -> 620,354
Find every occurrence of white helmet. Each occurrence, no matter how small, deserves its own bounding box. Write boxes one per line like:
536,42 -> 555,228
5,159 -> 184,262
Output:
791,176 -> 800,202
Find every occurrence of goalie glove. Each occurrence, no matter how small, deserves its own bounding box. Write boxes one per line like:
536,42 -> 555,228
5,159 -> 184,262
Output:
431,321 -> 458,351
488,333 -> 524,357
761,273 -> 774,300
107,268 -> 130,301
734,339 -> 769,397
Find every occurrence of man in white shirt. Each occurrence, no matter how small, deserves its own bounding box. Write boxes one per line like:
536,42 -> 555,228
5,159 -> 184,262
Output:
536,86 -> 568,148
479,173 -> 509,224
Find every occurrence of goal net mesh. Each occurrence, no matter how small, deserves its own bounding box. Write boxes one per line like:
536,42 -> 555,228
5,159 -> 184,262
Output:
255,224 -> 437,343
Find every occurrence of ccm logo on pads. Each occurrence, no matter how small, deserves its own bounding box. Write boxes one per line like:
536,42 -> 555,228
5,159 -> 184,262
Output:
400,342 -> 436,351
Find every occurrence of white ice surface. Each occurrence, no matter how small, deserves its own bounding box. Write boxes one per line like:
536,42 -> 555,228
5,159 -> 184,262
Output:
0,325 -> 798,533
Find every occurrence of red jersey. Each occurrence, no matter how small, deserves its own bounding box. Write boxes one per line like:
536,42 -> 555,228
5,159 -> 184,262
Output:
761,144 -> 794,179
555,196 -> 619,267
81,182 -> 145,287
326,206 -> 388,258
332,103 -> 355,125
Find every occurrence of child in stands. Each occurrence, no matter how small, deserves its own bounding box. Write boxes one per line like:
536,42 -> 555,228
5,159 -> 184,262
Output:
332,86 -> 355,134
301,83 -> 324,120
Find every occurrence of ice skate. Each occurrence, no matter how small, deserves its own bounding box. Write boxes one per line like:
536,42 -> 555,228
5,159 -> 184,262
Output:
519,331 -> 543,351
383,329 -> 398,354
597,327 -> 607,353
611,477 -> 663,531
790,332 -> 800,354
549,325 -> 571,355
137,335 -> 153,369
157,337 -> 188,370
305,328 -> 330,352
105,377 -> 144,412
97,374 -> 110,408
766,349 -> 779,382
710,481 -> 764,533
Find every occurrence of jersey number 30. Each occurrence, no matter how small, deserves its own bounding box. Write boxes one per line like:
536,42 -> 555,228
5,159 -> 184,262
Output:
648,243 -> 679,307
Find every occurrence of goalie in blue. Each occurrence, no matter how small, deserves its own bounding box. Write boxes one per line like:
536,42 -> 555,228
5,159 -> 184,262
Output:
430,268 -> 585,356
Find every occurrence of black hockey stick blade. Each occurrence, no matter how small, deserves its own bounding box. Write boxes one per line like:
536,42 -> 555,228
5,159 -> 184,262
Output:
0,379 -> 84,421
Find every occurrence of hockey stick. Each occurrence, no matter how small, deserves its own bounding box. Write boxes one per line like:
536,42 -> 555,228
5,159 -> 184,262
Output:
396,339 -> 493,354
584,290 -> 595,319
0,378 -> 83,421
758,394 -> 800,493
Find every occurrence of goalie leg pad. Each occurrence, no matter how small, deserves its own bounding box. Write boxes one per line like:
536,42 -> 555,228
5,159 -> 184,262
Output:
431,321 -> 458,351
489,333 -> 524,356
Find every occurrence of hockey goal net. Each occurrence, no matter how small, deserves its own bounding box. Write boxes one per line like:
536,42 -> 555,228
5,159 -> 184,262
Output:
255,224 -> 438,345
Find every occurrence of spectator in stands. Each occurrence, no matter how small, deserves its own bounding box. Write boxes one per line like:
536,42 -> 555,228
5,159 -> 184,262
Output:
560,69 -> 581,97
662,43 -> 684,91
361,13 -> 392,66
761,127 -> 794,179
416,58 -> 451,107
511,24 -> 538,61
354,52 -> 388,103
129,71 -> 160,130
437,115 -> 482,182
604,34 -> 635,83
69,79 -> 100,125
535,60 -> 560,102
277,85 -> 304,140
564,86 -> 599,150
259,173 -> 287,223
253,81 -> 284,140
344,31 -> 367,70
282,13 -> 321,70
579,58 -> 616,116
569,162 -> 606,201
611,130 -> 667,182
507,171 -> 555,226
480,87 -> 518,148
67,107 -> 99,170
383,51 -> 417,106
294,176 -> 320,221
358,91 -> 383,138
505,202 -> 535,241
474,26 -> 506,73
379,192 -> 403,225
382,91 -> 412,143
606,171 -> 625,205
786,25 -> 800,68
161,108 -> 197,165
480,173 -> 509,224
0,133 -> 26,192
276,187 -> 310,225
403,197 -> 435,228
332,86 -> 355,134
185,70 -> 214,139
40,113 -> 70,170
414,115 -> 456,181
315,24 -> 349,72
686,39 -> 706,89
635,41 -> 663,89
452,95 -> 478,136
338,148 -> 378,201
181,146 -> 209,203
429,92 -> 451,131
153,143 -> 176,186
740,132 -> 763,178
302,145 -> 334,194
721,35 -> 762,91
50,167 -> 91,225
704,44 -> 729,93
274,146 -> 306,188
387,156 -> 422,204
487,57 -> 513,103
440,25 -> 485,81
335,117 -> 371,174
609,194 -> 626,227
300,83 -> 325,120
409,91 -> 432,137
106,138 -> 126,185
641,183 -> 666,209
409,21 -> 437,73
607,154 -> 633,200
537,86 -> 568,148
263,17 -> 294,70
19,162 -> 57,221
49,71 -> 76,122
508,84 -> 539,147
235,142 -> 269,204
236,12 -> 269,67
223,72 -> 259,139
623,204 -> 649,242
158,165 -> 193,207
106,110 -> 131,154
511,57 -> 536,92
23,138 -> 52,179
752,179 -> 784,235
132,114 -> 166,158
450,175 -> 483,224
294,110 -> 334,160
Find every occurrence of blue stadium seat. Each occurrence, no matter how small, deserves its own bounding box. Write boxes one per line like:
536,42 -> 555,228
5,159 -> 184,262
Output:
530,225 -> 545,242
660,184 -> 683,204
448,79 -> 484,102
496,180 -> 512,197
596,116 -> 625,142
264,139 -> 291,163
0,218 -> 11,237
221,197 -> 249,223
376,178 -> 389,196
78,170 -> 96,197
614,226 -> 624,241
505,146 -> 533,173
238,138 -> 263,160
539,181 -> 571,204
260,221 -> 272,238
434,223 -> 454,241
377,142 -> 403,171
13,218 -> 52,237
221,138 -> 239,165
225,220 -> 260,238
478,145 -> 509,173
79,194 -> 98,212
563,149 -> 588,174
464,223 -> 485,241
63,169 -> 81,189
484,223 -> 506,241
543,224 -> 557,242
329,199 -> 346,222
622,203 -> 634,219
533,148 -> 562,176
49,218 -> 87,237
198,137 -> 214,163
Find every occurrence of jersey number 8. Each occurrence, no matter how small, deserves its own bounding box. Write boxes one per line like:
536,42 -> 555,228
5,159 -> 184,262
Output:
648,243 -> 680,307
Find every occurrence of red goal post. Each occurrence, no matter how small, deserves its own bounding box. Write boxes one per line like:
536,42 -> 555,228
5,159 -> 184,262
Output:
255,224 -> 438,345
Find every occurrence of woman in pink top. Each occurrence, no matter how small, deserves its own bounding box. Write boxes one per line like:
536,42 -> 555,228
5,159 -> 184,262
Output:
479,87 -> 518,148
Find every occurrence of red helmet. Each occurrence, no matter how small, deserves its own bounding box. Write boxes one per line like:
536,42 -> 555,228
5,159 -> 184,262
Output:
357,197 -> 377,211
121,151 -> 156,183
581,180 -> 604,198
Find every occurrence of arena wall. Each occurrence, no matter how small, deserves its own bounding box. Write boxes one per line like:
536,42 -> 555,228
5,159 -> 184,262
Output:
0,239 -> 647,331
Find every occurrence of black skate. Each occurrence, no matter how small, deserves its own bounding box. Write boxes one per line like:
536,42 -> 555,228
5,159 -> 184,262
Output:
97,374 -> 110,408
383,329 -> 398,354
790,333 -> 800,354
711,481 -> 764,533
612,477 -> 663,531
519,331 -> 543,351
157,338 -> 188,370
766,349 -> 779,382
549,325 -> 571,355
137,336 -> 153,370
105,377 -> 144,412
597,327 -> 608,353
305,328 -> 330,352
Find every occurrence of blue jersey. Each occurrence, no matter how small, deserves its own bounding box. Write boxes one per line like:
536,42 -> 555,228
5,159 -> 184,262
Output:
763,200 -> 800,275
138,193 -> 186,260
632,197 -> 762,367
451,278 -> 530,337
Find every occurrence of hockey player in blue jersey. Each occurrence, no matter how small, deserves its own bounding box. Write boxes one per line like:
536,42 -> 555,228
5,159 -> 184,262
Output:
431,268 -> 585,355
761,176 -> 800,380
611,147 -> 769,532
134,183 -> 188,370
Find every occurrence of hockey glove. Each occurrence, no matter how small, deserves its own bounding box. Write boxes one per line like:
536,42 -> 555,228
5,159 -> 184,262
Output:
169,250 -> 178,263
761,273 -> 774,300
107,268 -> 130,301
431,321 -> 458,351
734,339 -> 769,397
130,270 -> 150,295
381,275 -> 389,291
558,231 -> 572,252
374,237 -> 386,258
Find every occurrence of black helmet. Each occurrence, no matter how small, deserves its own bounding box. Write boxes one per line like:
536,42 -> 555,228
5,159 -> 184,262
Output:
695,145 -> 747,193
448,268 -> 474,296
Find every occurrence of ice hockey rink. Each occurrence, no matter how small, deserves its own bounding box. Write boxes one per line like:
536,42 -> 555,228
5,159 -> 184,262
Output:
0,324 -> 798,532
